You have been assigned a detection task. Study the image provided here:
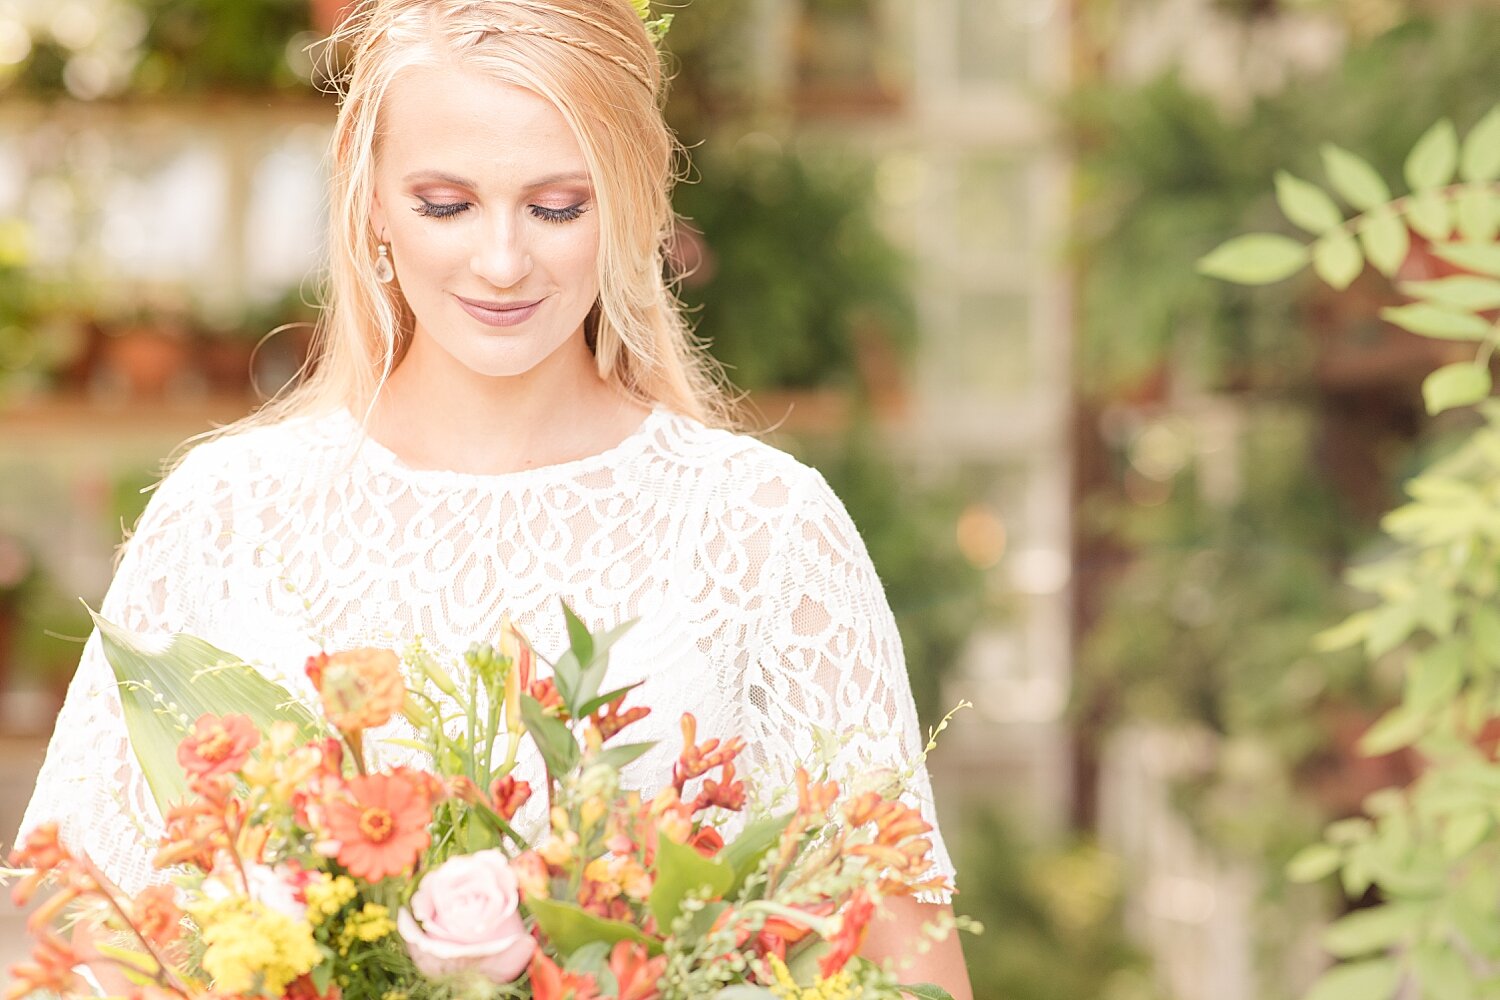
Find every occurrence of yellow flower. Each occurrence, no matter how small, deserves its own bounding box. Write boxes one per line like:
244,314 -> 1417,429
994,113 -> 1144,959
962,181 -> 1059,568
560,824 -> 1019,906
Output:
192,898 -> 319,996
337,902 -> 396,955
304,874 -> 359,925
766,955 -> 858,1000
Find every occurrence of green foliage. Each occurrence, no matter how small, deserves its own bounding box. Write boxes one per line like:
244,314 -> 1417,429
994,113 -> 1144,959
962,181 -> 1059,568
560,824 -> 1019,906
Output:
672,148 -> 917,392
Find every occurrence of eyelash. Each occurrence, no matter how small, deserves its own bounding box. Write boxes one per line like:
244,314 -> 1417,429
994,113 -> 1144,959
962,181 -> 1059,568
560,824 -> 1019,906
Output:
412,199 -> 588,224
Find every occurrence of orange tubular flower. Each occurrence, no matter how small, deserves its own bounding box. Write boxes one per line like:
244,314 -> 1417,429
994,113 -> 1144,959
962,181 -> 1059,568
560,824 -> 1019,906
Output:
590,695 -> 650,743
322,769 -> 435,881
818,890 -> 876,980
132,885 -> 183,948
177,714 -> 260,779
489,775 -> 532,821
8,823 -> 73,907
671,714 -> 746,792
307,647 -> 406,732
608,941 -> 666,1000
5,932 -> 85,1000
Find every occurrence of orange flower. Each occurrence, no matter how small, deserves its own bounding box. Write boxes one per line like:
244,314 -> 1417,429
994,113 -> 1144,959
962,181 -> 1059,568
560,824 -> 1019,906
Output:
818,890 -> 875,980
5,932 -> 84,1000
8,823 -> 72,906
177,714 -> 260,779
284,973 -> 341,1000
322,768 -> 434,881
529,951 -> 600,1000
489,775 -> 532,821
671,714 -> 745,792
608,941 -> 666,1000
590,694 -> 650,742
132,885 -> 182,948
307,648 -> 405,732
529,678 -> 567,717
687,827 -> 724,859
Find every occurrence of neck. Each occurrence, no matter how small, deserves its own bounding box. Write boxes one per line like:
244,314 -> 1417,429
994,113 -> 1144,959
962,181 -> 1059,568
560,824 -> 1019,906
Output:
362,330 -> 650,476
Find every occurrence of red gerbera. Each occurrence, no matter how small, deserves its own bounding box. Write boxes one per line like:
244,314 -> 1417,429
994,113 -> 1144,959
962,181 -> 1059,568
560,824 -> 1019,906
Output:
177,714 -> 260,779
322,769 -> 434,881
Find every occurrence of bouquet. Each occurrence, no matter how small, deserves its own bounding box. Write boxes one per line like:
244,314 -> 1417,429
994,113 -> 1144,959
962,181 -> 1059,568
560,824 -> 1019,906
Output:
5,602 -> 969,1000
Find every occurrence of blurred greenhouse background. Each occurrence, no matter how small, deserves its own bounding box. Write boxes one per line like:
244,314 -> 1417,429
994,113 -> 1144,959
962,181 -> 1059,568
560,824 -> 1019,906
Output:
1,0 -> 1498,996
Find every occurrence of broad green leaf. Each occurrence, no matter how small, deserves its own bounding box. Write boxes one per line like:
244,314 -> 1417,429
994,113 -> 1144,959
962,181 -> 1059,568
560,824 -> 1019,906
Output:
1424,362 -> 1493,415
1365,603 -> 1417,658
1406,119 -> 1459,190
1322,144 -> 1392,211
560,600 -> 595,671
1432,242 -> 1500,277
520,693 -> 580,779
1406,189 -> 1453,241
1359,705 -> 1429,756
1286,843 -> 1342,883
722,814 -> 794,895
898,987 -> 956,1000
1380,304 -> 1490,340
1197,233 -> 1309,284
649,834 -> 735,929
1460,105 -> 1500,183
1321,904 -> 1420,957
1401,276 -> 1500,311
1360,208 -> 1410,277
1304,957 -> 1401,1000
1276,171 -> 1344,233
1314,231 -> 1364,290
93,610 -> 320,813
1405,641 -> 1463,713
525,896 -> 657,956
1443,809 -> 1491,859
1457,185 -> 1500,242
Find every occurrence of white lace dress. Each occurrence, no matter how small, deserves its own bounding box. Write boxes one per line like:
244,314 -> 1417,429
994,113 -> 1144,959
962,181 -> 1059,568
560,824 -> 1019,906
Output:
16,404 -> 955,901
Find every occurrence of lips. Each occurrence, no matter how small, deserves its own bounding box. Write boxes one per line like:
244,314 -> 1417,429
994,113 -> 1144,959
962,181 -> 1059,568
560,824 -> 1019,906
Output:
454,293 -> 547,328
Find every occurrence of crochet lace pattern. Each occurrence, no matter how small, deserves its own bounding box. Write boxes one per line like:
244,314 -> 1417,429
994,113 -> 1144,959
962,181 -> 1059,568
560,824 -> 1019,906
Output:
17,405 -> 956,902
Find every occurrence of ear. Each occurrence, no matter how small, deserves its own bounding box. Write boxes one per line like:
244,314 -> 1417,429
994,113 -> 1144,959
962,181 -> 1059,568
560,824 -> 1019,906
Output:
369,189 -> 388,243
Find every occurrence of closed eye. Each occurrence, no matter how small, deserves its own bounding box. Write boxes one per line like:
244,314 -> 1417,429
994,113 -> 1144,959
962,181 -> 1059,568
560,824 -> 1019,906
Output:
412,199 -> 590,223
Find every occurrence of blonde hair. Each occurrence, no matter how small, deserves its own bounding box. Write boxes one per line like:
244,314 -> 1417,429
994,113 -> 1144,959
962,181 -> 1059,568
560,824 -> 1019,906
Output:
175,0 -> 735,470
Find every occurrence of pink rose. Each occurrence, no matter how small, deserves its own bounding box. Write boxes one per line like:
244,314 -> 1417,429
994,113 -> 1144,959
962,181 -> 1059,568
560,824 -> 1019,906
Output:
397,850 -> 536,983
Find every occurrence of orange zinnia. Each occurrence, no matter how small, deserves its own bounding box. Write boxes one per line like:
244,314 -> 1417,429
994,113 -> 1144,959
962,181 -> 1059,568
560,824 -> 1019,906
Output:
306,648 -> 406,732
322,769 -> 434,881
177,714 -> 260,779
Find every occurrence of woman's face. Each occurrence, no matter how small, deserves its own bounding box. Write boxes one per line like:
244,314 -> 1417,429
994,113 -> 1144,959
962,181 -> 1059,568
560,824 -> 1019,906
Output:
369,61 -> 600,380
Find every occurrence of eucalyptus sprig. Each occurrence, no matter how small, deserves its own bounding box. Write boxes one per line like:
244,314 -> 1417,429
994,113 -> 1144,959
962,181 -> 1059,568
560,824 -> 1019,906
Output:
1200,104 -> 1500,416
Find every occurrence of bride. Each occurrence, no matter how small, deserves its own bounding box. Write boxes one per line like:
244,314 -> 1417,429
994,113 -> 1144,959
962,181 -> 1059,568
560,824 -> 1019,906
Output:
18,1 -> 973,996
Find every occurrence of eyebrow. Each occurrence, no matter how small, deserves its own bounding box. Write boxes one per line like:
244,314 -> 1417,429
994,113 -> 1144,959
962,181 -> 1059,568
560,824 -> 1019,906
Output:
401,169 -> 591,189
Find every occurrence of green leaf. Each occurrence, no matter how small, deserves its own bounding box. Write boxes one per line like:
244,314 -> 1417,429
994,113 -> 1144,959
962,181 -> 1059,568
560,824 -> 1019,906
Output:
721,814 -> 794,895
1286,843 -> 1343,883
1312,612 -> 1371,653
520,694 -> 580,779
1361,208 -> 1410,277
898,987 -> 956,1000
1406,190 -> 1453,241
1414,943 -> 1473,1000
1432,242 -> 1500,277
1406,639 -> 1464,713
1359,705 -> 1429,756
1381,303 -> 1491,340
575,681 -> 644,720
1197,233 -> 1309,284
1406,119 -> 1459,191
1460,105 -> 1500,183
1443,809 -> 1491,859
92,610 -> 321,814
649,833 -> 735,929
564,941 -> 618,996
1276,171 -> 1344,233
1314,231 -> 1364,290
1321,904 -> 1420,958
593,741 -> 655,772
1457,185 -> 1500,243
1304,958 -> 1401,1000
1401,276 -> 1500,311
1322,144 -> 1392,211
561,600 -> 595,670
1424,362 -> 1493,416
525,896 -> 657,957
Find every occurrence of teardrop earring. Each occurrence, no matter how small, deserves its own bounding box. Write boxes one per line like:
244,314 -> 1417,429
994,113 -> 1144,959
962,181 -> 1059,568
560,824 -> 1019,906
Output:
374,242 -> 395,284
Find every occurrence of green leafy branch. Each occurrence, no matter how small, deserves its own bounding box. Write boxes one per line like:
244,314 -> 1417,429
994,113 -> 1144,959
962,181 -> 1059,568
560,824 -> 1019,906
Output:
1200,105 -> 1500,417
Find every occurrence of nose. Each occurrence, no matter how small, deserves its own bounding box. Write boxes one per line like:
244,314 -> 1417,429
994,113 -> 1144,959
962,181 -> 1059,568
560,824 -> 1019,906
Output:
469,210 -> 535,289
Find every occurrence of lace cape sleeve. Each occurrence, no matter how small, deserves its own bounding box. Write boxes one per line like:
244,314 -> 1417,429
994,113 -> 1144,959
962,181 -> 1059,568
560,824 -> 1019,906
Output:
15,447 -> 211,895
742,465 -> 958,903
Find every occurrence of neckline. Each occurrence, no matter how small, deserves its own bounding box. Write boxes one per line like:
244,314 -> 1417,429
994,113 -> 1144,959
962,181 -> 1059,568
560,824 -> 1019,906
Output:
333,404 -> 671,486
